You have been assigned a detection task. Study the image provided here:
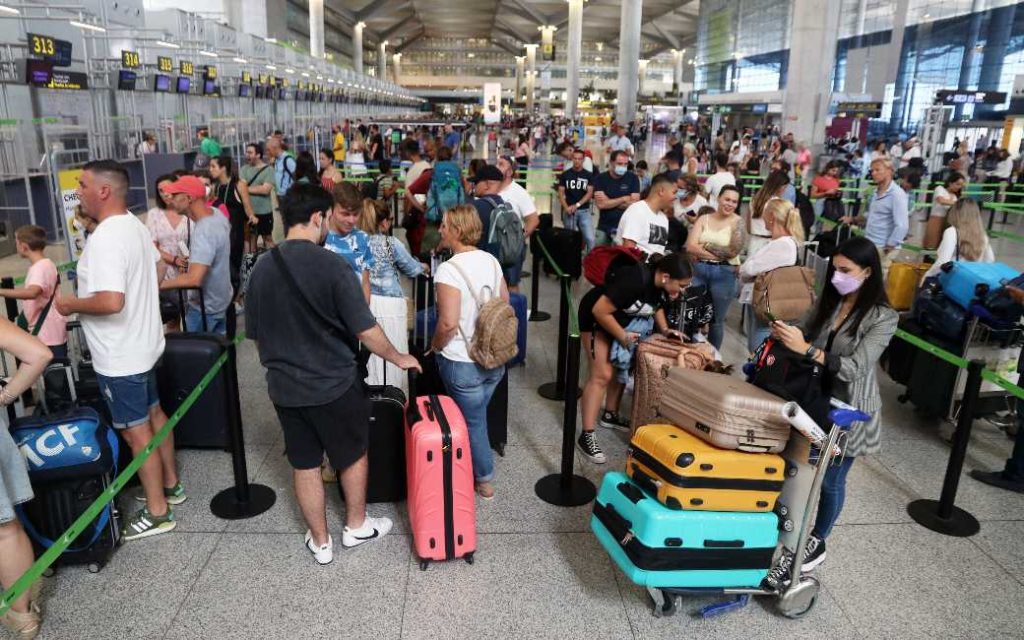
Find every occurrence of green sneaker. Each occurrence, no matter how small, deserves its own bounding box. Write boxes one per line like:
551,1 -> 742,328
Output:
135,483 -> 188,506
121,507 -> 176,541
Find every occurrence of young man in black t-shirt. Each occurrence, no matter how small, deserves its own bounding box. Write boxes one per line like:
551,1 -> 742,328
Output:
593,150 -> 641,245
557,148 -> 596,252
246,183 -> 420,566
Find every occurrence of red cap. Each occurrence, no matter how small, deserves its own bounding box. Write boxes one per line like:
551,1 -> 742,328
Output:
162,175 -> 206,198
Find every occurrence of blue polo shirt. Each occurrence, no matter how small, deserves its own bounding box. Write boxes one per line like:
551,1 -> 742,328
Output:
864,181 -> 909,248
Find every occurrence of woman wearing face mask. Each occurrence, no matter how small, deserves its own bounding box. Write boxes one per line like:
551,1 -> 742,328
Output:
673,174 -> 708,226
686,184 -> 744,349
739,198 -> 805,353
576,253 -> 695,463
195,171 -> 230,219
762,236 -> 897,589
325,182 -> 373,304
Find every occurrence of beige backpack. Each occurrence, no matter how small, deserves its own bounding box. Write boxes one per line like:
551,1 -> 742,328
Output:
449,259 -> 519,369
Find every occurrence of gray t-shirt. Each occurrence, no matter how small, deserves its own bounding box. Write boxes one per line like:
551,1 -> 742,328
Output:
189,213 -> 233,316
245,240 -> 377,407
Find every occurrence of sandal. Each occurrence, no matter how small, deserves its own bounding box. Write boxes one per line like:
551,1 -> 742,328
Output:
475,482 -> 495,500
1,607 -> 41,640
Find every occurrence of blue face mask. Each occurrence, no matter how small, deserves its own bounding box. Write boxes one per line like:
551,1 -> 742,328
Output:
676,189 -> 687,199
614,165 -> 627,176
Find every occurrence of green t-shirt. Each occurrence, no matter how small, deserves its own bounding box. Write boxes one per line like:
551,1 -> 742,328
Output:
240,163 -> 274,216
200,136 -> 222,157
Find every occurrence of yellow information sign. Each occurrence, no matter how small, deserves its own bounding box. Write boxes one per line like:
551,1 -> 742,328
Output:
58,168 -> 87,259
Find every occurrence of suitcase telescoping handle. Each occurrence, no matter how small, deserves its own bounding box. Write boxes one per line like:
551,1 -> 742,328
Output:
407,370 -> 422,426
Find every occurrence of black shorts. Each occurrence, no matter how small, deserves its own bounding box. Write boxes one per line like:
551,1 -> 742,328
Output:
274,382 -> 370,471
252,214 -> 273,236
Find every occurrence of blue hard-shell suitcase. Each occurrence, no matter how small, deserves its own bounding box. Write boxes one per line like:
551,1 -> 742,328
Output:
938,261 -> 1019,310
509,291 -> 528,366
591,472 -> 779,588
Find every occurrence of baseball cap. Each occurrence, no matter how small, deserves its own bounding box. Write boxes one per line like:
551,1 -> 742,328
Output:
162,175 -> 206,198
471,165 -> 504,183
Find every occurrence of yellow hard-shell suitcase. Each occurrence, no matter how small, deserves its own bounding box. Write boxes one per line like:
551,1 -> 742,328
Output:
626,424 -> 786,512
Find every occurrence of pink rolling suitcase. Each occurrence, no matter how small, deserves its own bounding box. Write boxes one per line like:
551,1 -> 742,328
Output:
406,377 -> 477,570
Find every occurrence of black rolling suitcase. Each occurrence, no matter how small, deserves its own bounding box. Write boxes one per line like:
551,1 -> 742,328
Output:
158,332 -> 236,449
486,370 -> 509,456
537,226 -> 583,279
11,407 -> 122,572
342,369 -> 407,504
881,319 -> 921,386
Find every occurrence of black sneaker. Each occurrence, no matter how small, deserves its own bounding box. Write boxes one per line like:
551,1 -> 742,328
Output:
577,431 -> 607,464
761,548 -> 793,591
800,534 -> 826,572
598,410 -> 630,433
970,470 -> 1024,494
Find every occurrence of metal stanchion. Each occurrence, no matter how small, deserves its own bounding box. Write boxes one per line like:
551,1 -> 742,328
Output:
528,248 -> 550,322
210,343 -> 277,519
538,274 -> 580,401
535,332 -> 596,506
907,359 -> 984,537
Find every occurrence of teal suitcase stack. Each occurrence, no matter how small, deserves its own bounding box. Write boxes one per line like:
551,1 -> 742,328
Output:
591,472 -> 779,588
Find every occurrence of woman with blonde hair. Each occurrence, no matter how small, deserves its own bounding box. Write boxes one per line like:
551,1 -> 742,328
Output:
358,199 -> 427,393
924,198 -> 994,279
747,170 -> 792,255
682,142 -> 699,174
430,204 -> 509,500
739,197 -> 806,352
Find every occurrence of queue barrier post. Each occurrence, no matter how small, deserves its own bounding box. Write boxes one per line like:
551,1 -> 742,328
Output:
535,331 -> 596,507
907,359 -> 984,537
538,273 -> 580,401
528,247 -> 551,322
209,342 -> 277,519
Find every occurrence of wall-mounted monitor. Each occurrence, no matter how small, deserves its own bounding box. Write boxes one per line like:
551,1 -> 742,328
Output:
254,85 -> 265,99
117,70 -> 136,91
154,74 -> 171,92
238,84 -> 250,98
202,79 -> 218,96
26,59 -> 53,85
176,76 -> 191,93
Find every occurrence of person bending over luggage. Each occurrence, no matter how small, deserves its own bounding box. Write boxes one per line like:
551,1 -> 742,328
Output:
0,316 -> 52,639
245,183 -> 421,566
761,236 -> 896,589
430,205 -> 510,500
739,198 -> 805,354
686,184 -> 744,349
576,253 -> 694,464
0,225 -> 68,359
55,160 -> 183,542
359,198 -> 427,395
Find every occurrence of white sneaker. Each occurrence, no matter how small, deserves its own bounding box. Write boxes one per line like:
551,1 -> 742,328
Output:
304,530 -> 334,565
341,515 -> 393,548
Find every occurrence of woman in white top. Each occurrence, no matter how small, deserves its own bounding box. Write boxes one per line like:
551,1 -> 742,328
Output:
347,135 -> 368,176
924,171 -> 965,250
431,204 -> 509,501
147,173 -> 193,282
673,174 -> 709,226
746,170 -> 791,257
924,198 -> 995,279
739,198 -> 805,353
682,143 -> 699,175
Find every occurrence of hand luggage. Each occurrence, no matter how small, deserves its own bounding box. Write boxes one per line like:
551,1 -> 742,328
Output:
343,381 -> 406,504
938,261 -> 1019,310
630,336 -> 716,431
157,333 -> 237,449
881,319 -> 920,386
508,291 -> 527,366
486,369 -> 508,456
749,338 -> 832,431
405,385 -> 477,570
752,265 -> 816,323
662,284 -> 715,338
885,261 -> 929,311
591,472 -> 778,588
626,425 -> 785,512
536,226 -> 583,279
12,407 -> 122,571
658,368 -> 791,453
913,277 -> 969,343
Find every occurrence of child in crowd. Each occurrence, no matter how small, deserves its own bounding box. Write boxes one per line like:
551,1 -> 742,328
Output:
0,225 -> 68,358
635,160 -> 651,194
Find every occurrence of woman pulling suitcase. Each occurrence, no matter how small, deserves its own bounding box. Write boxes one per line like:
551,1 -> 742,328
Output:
760,236 -> 897,589
576,252 -> 694,464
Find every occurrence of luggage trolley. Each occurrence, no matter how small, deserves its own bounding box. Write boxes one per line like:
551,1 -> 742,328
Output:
644,401 -> 870,620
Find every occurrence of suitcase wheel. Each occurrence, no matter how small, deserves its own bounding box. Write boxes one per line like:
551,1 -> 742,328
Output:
464,552 -> 475,565
419,558 -> 430,571
88,563 -> 102,574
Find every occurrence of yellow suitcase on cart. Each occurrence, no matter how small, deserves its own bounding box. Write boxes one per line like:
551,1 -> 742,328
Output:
626,424 -> 786,512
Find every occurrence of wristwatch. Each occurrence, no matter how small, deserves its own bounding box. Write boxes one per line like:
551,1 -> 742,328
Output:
805,345 -> 819,360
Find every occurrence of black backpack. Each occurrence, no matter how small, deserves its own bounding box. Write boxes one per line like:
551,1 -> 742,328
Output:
749,337 -> 832,429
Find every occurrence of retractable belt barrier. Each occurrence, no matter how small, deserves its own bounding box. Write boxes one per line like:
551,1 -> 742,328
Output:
0,330 -> 262,617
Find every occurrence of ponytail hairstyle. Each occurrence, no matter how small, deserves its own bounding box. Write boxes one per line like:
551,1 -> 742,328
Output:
763,198 -> 804,243
357,198 -> 389,234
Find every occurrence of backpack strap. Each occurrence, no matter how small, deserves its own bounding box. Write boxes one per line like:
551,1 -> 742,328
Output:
447,255 -> 500,346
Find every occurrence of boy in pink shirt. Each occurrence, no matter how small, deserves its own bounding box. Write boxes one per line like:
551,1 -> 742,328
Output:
0,225 -> 68,357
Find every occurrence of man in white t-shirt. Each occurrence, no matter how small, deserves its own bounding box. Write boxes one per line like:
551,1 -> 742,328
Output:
605,125 -> 635,158
704,151 -> 736,209
55,159 -> 180,542
496,155 -> 540,292
729,134 -> 751,165
901,137 -> 921,167
616,174 -> 675,256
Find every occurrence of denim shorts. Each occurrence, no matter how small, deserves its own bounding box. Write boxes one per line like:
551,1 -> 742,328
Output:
95,368 -> 161,430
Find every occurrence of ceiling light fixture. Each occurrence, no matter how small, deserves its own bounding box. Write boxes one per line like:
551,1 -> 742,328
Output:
199,50 -> 218,58
69,20 -> 106,33
0,5 -> 19,15
285,68 -> 295,74
233,57 -> 247,63
265,37 -> 277,43
266,64 -> 277,70
301,72 -> 310,77
156,40 -> 181,49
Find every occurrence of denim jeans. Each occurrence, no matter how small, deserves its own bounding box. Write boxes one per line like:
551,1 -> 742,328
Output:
563,207 -> 595,253
692,262 -> 737,349
813,455 -> 856,539
437,355 -> 504,483
743,304 -> 771,354
185,305 -> 227,335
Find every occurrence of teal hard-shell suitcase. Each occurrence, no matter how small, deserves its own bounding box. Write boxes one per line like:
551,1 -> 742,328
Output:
591,472 -> 779,588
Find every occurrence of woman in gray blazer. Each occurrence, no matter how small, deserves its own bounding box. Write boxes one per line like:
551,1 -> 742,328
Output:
763,236 -> 898,590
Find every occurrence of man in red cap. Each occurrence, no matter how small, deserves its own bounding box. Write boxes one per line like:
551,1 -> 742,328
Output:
159,175 -> 233,335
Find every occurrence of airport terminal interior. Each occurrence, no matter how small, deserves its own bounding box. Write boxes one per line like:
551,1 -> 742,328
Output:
1,0 -> 1024,639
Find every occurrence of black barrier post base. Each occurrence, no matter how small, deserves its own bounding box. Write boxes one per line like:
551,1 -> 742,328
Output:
535,473 -> 596,507
538,273 -> 572,400
211,484 -> 277,520
908,359 -> 984,537
537,381 -> 581,401
529,309 -> 551,322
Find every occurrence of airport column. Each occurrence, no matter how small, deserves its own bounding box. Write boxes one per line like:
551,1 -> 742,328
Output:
353,21 -> 365,75
393,53 -> 403,84
309,0 -> 325,58
525,44 -> 538,115
616,0 -> 642,125
515,56 -> 526,103
672,49 -> 684,104
379,41 -> 388,81
565,0 -> 583,121
780,0 -> 841,156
